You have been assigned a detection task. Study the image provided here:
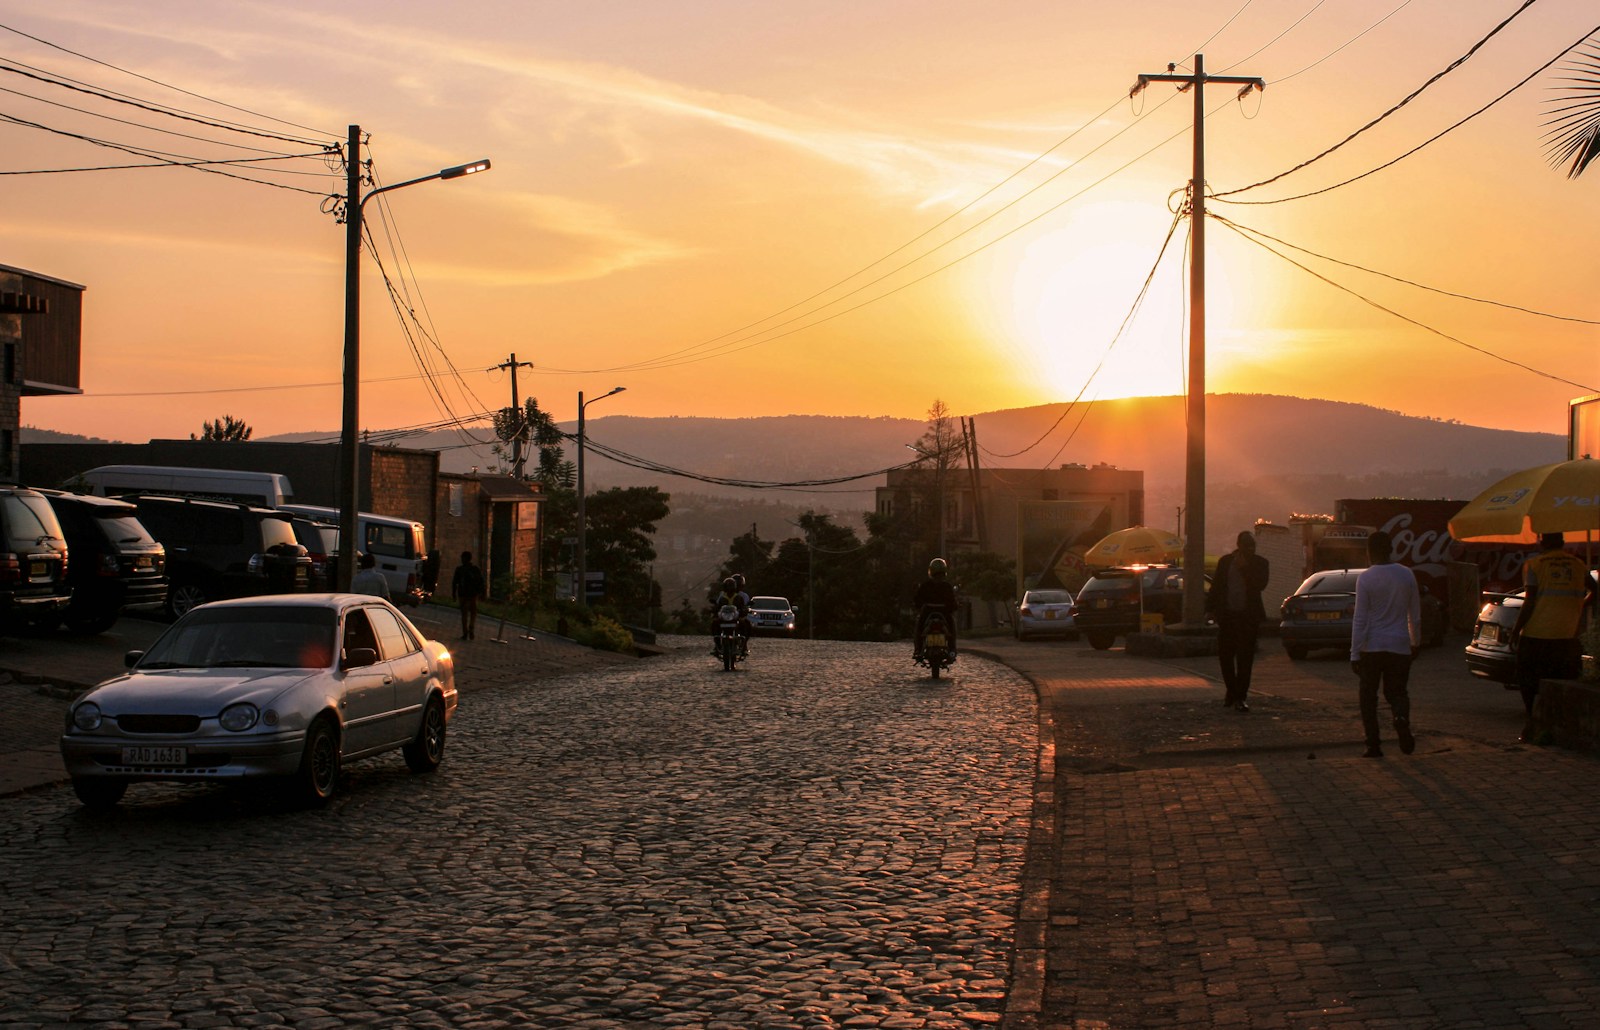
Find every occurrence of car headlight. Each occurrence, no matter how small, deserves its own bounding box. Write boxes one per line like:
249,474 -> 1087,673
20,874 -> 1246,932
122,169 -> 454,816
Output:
218,703 -> 260,732
71,702 -> 103,731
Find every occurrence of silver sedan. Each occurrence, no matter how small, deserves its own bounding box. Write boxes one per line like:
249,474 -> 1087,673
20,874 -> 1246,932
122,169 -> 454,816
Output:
1014,588 -> 1079,641
59,594 -> 456,808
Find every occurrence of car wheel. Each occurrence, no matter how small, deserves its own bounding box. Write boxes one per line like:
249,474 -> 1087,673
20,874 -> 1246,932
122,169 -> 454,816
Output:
1285,645 -> 1308,660
72,777 -> 127,810
1088,632 -> 1114,651
167,581 -> 210,619
294,716 -> 340,805
403,696 -> 448,773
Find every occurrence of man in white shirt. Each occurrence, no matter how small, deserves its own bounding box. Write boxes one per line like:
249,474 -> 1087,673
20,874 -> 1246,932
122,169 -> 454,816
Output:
1350,530 -> 1421,757
351,552 -> 391,600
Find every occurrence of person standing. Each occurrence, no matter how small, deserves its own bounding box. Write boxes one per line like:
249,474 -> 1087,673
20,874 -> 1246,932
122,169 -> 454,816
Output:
451,551 -> 486,641
1206,530 -> 1269,712
350,552 -> 390,600
1350,530 -> 1421,757
1511,532 -> 1592,741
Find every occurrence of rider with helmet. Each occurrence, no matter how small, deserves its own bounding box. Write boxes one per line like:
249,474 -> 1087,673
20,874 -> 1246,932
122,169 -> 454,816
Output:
913,557 -> 959,659
710,574 -> 753,655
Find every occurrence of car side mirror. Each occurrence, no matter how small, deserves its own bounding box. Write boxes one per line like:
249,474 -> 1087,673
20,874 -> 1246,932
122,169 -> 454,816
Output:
791,605 -> 800,613
124,650 -> 144,669
342,647 -> 378,670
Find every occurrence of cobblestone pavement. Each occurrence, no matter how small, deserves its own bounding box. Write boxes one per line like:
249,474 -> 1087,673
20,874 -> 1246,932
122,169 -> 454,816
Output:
0,637 -> 1037,1029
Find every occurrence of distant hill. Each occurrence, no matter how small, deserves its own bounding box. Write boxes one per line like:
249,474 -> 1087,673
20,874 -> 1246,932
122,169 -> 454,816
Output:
25,394 -> 1566,554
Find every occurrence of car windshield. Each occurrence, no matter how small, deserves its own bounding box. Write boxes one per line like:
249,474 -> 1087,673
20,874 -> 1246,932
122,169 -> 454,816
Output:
749,597 -> 790,611
140,606 -> 337,670
1299,571 -> 1362,595
1025,590 -> 1071,604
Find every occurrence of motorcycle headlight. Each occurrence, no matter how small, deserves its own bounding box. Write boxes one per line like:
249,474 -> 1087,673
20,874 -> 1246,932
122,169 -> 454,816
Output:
72,702 -> 103,731
218,703 -> 260,732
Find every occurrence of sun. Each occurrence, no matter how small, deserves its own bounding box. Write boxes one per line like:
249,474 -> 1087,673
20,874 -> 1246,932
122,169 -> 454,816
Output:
973,200 -> 1204,403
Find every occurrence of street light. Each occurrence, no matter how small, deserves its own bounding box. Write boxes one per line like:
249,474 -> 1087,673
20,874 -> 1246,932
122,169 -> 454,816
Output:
576,386 -> 625,606
338,123 -> 488,589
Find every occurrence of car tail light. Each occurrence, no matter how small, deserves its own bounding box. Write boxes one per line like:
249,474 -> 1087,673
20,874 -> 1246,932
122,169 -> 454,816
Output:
1019,604 -> 1033,617
248,553 -> 266,576
97,554 -> 120,578
0,553 -> 19,583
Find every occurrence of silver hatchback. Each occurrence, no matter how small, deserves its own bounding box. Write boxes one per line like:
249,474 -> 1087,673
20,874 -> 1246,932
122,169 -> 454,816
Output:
1014,588 -> 1078,641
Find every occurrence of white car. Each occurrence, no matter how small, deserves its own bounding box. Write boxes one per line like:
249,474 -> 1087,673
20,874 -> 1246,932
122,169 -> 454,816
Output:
59,594 -> 456,809
747,596 -> 798,635
1014,588 -> 1078,641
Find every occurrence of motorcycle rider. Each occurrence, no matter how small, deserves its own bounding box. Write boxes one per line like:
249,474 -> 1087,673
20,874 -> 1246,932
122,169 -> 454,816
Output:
913,557 -> 959,660
709,575 -> 752,656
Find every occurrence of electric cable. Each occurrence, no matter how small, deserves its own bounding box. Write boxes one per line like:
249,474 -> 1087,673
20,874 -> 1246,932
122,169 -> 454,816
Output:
1216,215 -> 1597,391
1213,0 -> 1541,199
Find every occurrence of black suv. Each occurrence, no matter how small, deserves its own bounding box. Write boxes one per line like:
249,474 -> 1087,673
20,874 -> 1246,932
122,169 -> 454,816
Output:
130,496 -> 311,617
1071,565 -> 1202,650
39,490 -> 167,634
0,484 -> 71,633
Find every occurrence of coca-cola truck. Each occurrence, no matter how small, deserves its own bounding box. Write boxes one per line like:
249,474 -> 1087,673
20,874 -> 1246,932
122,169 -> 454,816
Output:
1255,499 -> 1539,635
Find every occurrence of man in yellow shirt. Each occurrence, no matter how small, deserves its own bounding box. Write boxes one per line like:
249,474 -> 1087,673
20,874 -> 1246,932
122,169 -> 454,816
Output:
1512,533 -> 1593,739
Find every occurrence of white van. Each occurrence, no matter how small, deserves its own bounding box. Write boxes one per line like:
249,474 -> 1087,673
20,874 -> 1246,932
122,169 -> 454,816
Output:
277,504 -> 429,606
75,465 -> 292,508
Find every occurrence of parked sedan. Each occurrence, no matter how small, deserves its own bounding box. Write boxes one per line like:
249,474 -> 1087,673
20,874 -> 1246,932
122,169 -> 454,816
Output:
59,594 -> 456,809
1014,588 -> 1078,641
1464,590 -> 1522,687
1279,569 -> 1362,659
748,595 -> 798,635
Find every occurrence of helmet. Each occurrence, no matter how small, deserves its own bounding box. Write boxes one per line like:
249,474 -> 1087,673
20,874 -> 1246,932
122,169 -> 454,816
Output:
723,577 -> 737,592
733,574 -> 746,590
928,557 -> 948,578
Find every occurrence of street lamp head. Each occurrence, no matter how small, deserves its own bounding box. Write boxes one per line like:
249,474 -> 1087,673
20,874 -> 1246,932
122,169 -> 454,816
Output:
440,159 -> 491,180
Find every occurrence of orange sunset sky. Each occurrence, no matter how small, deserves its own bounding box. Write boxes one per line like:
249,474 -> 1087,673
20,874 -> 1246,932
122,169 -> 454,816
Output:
4,0 -> 1597,448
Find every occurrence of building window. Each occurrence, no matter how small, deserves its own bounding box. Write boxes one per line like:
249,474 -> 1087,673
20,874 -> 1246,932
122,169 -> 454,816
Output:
447,483 -> 464,516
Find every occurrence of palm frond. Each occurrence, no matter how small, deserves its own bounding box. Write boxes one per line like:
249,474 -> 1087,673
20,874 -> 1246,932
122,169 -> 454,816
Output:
1543,40 -> 1600,179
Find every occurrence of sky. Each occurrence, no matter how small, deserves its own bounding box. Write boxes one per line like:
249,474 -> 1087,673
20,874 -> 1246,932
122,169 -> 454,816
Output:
4,0 -> 1597,454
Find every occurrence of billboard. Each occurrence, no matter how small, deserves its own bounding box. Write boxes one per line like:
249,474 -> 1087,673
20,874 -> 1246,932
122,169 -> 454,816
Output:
1016,499 -> 1115,593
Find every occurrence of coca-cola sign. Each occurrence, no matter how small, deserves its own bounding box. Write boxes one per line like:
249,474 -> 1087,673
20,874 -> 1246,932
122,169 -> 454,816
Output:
1336,498 -> 1535,592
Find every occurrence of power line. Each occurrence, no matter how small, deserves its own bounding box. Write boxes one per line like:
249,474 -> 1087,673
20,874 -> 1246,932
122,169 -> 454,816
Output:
1216,215 -> 1597,392
1213,0 -> 1542,200
1212,213 -> 1600,324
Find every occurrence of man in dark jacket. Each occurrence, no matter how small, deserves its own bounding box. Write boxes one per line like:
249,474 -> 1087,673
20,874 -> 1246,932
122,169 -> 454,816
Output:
1207,530 -> 1270,711
914,557 -> 959,659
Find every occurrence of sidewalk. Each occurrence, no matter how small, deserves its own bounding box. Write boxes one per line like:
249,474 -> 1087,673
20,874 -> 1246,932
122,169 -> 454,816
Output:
973,637 -> 1600,1029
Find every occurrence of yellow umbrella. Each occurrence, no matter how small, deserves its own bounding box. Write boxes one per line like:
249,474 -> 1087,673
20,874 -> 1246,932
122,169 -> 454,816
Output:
1447,458 -> 1600,544
1084,525 -> 1184,568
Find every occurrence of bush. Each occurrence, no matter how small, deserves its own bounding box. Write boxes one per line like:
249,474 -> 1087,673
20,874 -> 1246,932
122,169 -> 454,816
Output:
579,614 -> 636,654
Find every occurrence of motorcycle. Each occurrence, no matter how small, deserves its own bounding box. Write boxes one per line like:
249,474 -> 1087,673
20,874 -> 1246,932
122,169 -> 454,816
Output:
712,603 -> 748,672
915,607 -> 956,680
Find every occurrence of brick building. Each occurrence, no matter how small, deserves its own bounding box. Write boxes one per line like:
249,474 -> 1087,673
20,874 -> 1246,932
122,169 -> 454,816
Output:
2,265 -> 83,481
434,473 -> 543,599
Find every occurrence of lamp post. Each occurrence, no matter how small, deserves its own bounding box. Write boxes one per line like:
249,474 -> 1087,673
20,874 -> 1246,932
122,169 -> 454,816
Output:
575,386 -> 625,606
338,123 -> 488,590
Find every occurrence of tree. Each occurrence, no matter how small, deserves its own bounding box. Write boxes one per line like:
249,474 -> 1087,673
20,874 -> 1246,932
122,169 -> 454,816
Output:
583,486 -> 670,615
492,398 -> 571,488
1544,38 -> 1600,178
192,415 -> 252,442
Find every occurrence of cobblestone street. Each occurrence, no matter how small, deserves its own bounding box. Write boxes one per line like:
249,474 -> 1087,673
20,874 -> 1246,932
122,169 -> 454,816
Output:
0,639 -> 1036,1029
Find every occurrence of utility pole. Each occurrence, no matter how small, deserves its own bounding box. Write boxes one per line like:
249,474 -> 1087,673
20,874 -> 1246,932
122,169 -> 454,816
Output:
1132,55 -> 1263,627
495,353 -> 534,479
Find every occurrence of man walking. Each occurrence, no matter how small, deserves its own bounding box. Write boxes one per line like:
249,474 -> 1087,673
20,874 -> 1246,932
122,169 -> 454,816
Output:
452,551 -> 486,641
1350,530 -> 1421,757
1207,530 -> 1269,712
1511,532 -> 1592,742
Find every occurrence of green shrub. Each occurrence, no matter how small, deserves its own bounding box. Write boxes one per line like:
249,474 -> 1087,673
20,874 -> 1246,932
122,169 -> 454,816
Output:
580,614 -> 636,654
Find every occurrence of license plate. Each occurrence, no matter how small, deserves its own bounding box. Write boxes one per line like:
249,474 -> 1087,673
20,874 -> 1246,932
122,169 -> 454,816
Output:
1092,599 -> 1113,609
926,633 -> 947,647
1044,610 -> 1058,620
134,556 -> 154,570
122,746 -> 186,766
30,560 -> 47,577
1475,627 -> 1501,645
1307,611 -> 1341,621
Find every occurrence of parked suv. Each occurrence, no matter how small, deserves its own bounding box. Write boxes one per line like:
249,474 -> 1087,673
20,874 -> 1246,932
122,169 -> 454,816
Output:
1071,565 -> 1202,650
39,489 -> 167,634
130,496 -> 311,617
0,484 -> 71,633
